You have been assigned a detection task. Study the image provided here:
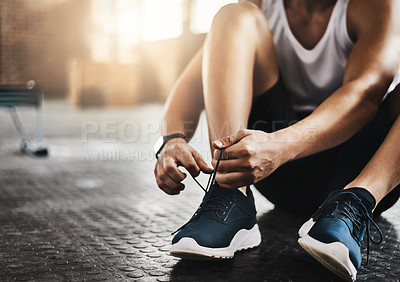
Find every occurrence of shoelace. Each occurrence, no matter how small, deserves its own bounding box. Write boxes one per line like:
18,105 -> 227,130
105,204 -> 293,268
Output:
171,148 -> 225,235
314,192 -> 383,264
343,200 -> 383,265
192,148 -> 225,194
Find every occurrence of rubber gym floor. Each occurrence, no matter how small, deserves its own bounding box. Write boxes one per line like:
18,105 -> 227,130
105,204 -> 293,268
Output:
0,101 -> 399,281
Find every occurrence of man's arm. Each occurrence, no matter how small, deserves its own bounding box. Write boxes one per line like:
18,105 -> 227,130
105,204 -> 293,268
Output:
279,0 -> 400,161
155,46 -> 215,195
212,0 -> 400,188
162,47 -> 204,139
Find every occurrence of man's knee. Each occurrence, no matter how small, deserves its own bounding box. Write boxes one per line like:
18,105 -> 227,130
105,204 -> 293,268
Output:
212,3 -> 269,37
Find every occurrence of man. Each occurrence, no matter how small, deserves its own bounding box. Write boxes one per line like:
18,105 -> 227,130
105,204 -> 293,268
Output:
153,0 -> 400,280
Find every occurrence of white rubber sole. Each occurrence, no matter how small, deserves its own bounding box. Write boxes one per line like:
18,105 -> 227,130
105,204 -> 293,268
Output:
298,219 -> 357,282
170,224 -> 261,260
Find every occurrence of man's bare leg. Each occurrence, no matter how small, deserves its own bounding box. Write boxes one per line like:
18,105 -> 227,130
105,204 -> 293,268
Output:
202,3 -> 278,192
154,3 -> 279,195
169,5 -> 278,254
345,108 -> 400,205
203,3 -> 278,145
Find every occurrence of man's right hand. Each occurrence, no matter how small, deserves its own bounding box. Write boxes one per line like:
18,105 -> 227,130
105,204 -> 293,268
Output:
154,138 -> 213,195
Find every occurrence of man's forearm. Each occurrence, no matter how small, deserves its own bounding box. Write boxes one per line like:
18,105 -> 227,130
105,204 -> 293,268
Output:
278,81 -> 382,161
162,48 -> 204,140
163,85 -> 203,140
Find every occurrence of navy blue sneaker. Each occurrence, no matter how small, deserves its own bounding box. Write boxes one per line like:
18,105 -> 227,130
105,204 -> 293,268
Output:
170,149 -> 261,260
298,190 -> 383,281
170,182 -> 261,259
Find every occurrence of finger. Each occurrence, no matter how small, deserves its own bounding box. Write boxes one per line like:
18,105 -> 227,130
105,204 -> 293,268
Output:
212,159 -> 252,173
157,178 -> 185,195
160,169 -> 184,190
162,157 -> 187,183
157,180 -> 184,195
155,169 -> 181,195
176,151 -> 201,177
212,129 -> 252,149
156,162 -> 185,193
213,149 -> 232,160
192,150 -> 213,173
213,142 -> 254,163
215,172 -> 253,189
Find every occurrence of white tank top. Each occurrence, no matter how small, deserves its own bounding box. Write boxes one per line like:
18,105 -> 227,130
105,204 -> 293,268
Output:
261,0 -> 400,112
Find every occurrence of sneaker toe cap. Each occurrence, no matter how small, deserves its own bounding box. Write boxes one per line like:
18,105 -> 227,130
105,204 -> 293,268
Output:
308,217 -> 362,269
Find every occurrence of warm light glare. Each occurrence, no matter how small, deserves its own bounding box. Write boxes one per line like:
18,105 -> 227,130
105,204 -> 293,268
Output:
190,0 -> 238,34
115,0 -> 140,63
90,0 -> 237,63
142,0 -> 183,42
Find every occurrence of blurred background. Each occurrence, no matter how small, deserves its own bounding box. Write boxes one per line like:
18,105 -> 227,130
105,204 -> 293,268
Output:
0,0 -> 238,107
1,3 -> 400,281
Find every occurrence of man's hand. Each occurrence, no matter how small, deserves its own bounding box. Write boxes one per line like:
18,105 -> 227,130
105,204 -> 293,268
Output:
154,138 -> 213,195
211,129 -> 289,189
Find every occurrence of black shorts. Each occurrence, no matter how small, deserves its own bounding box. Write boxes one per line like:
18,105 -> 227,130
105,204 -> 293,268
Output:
248,80 -> 400,213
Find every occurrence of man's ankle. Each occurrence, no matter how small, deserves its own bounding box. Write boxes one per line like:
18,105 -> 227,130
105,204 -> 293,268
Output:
345,187 -> 376,213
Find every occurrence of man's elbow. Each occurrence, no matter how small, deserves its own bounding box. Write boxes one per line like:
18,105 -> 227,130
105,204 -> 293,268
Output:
347,80 -> 385,122
363,98 -> 380,122
359,84 -> 386,122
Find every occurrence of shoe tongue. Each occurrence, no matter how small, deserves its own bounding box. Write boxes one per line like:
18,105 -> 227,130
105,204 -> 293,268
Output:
210,181 -> 233,194
199,182 -> 234,218
209,182 -> 233,196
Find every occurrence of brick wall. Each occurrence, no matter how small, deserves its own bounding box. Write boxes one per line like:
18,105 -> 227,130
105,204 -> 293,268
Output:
0,0 -> 205,104
0,0 -> 89,98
